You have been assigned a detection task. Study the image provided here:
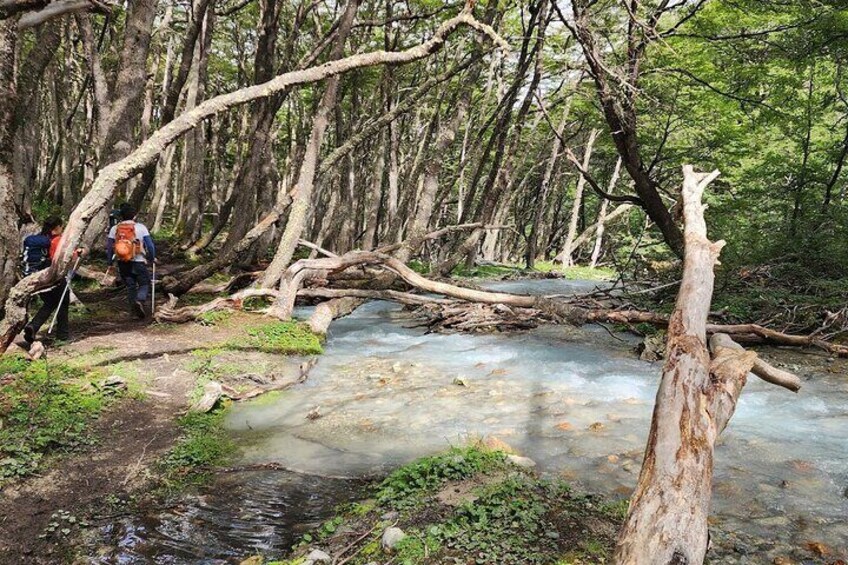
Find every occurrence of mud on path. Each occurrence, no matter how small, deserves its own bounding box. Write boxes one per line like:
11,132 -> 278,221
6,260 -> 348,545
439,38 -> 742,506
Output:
0,304 -> 301,564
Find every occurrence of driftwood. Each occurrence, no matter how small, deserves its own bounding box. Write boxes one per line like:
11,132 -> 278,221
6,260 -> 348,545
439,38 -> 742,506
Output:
189,358 -> 316,412
710,333 -> 801,392
413,302 -> 542,332
155,245 -> 846,362
155,287 -> 280,323
308,297 -> 365,335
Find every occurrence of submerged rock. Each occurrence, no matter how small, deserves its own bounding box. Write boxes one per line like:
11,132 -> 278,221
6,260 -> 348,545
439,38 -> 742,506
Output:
304,548 -> 332,564
381,526 -> 407,551
506,454 -> 536,469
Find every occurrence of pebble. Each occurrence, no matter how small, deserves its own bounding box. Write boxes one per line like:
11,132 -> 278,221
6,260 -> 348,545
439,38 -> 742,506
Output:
381,510 -> 399,521
381,527 -> 407,551
755,516 -> 789,527
506,454 -> 536,469
304,549 -> 332,564
452,377 -> 467,387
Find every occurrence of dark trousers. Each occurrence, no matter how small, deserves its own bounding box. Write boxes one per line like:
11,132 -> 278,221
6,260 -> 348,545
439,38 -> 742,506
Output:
28,285 -> 69,340
118,261 -> 151,305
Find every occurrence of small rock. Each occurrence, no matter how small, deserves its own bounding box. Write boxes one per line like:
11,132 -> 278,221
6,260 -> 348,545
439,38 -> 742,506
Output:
804,542 -> 830,557
607,454 -> 620,464
381,510 -> 399,521
391,362 -> 402,373
555,421 -> 573,431
304,549 -> 332,564
381,527 -> 407,551
843,485 -> 848,499
306,406 -> 321,420
238,557 -> 263,565
773,557 -> 795,565
452,377 -> 467,387
103,375 -> 127,389
756,516 -> 789,527
506,454 -> 536,469
588,422 -> 605,432
28,341 -> 45,361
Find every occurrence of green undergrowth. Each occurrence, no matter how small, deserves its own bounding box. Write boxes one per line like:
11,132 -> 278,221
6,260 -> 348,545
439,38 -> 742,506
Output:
533,262 -> 616,281
0,357 -> 118,484
448,260 -> 616,282
157,406 -> 235,491
260,446 -> 621,565
451,263 -> 521,278
227,321 -> 323,355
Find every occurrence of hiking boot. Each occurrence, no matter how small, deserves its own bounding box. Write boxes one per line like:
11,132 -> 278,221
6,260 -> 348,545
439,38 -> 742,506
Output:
23,325 -> 35,345
133,301 -> 147,319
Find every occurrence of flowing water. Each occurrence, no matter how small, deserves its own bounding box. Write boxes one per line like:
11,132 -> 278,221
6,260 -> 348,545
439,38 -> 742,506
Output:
92,279 -> 848,563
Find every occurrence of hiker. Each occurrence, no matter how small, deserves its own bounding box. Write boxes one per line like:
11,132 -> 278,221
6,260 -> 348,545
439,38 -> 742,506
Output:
21,217 -> 80,344
106,203 -> 156,319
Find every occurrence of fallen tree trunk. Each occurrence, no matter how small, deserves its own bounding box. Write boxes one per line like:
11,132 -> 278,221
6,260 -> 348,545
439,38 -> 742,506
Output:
308,297 -> 365,335
613,166 -> 760,564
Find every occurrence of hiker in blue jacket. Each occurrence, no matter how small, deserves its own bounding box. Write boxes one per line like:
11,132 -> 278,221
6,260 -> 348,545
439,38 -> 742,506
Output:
22,217 -> 70,343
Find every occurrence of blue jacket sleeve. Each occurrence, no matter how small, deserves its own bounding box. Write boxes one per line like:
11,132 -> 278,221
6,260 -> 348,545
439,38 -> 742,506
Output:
143,235 -> 156,261
106,238 -> 115,263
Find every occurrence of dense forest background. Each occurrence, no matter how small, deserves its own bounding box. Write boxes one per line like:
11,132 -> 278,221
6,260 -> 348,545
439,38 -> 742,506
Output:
1,0 -> 847,315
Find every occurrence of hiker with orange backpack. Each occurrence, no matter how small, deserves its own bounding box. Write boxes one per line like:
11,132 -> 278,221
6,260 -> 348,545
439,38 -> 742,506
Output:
106,203 -> 156,319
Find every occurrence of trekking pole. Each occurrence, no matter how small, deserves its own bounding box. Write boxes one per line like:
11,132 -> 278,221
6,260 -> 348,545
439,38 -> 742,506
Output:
151,261 -> 156,314
48,254 -> 82,335
102,260 -> 114,286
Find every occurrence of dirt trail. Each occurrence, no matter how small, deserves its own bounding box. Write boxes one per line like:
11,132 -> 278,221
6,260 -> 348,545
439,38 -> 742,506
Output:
0,303 -> 282,564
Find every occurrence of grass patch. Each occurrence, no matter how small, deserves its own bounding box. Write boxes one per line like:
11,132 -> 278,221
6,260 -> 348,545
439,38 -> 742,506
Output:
0,357 -> 114,484
270,446 -> 621,565
157,407 -> 235,490
197,309 -> 232,327
533,261 -> 616,281
376,447 -> 507,510
228,321 -> 323,355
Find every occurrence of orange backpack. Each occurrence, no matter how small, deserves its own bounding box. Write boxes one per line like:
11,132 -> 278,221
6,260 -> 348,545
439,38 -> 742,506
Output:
114,222 -> 142,262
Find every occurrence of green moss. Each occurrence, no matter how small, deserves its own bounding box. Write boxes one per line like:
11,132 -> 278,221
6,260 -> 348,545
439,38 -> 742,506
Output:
376,447 -> 507,510
197,309 -> 232,327
158,406 -> 235,489
407,260 -> 430,275
0,357 -> 113,484
229,322 -> 323,355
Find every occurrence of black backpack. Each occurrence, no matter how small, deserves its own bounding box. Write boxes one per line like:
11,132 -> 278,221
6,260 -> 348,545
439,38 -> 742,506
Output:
20,235 -> 50,277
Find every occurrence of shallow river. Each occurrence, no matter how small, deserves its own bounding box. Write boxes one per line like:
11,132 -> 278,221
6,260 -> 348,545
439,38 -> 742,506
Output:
94,279 -> 848,563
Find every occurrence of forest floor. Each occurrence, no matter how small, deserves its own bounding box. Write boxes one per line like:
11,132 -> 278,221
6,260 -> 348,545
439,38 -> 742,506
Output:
0,284 -> 322,564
